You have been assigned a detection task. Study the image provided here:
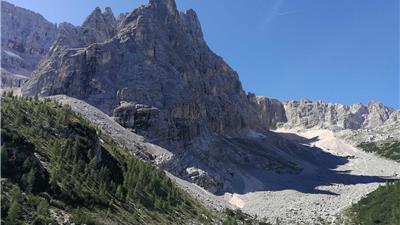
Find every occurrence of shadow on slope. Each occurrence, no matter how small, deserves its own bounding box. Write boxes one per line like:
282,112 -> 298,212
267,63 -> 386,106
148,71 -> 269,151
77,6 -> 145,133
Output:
50,95 -> 395,197
163,130 -> 397,196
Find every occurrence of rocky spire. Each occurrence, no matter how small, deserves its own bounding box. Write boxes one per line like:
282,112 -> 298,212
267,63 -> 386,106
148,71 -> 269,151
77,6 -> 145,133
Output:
83,6 -> 116,29
149,0 -> 177,12
180,9 -> 204,41
148,0 -> 178,20
103,7 -> 117,26
81,6 -> 116,43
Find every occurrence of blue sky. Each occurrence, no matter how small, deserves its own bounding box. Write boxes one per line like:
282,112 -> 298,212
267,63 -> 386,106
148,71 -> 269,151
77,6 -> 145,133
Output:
7,0 -> 399,108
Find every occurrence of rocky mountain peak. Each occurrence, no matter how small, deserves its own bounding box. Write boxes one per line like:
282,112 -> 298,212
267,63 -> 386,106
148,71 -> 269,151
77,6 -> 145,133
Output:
104,6 -> 114,17
149,0 -> 177,15
82,6 -> 116,39
22,0 -> 260,143
180,9 -> 204,41
83,6 -> 116,26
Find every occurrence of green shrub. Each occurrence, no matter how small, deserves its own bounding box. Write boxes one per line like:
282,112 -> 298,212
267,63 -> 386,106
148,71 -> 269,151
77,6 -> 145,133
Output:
350,181 -> 400,225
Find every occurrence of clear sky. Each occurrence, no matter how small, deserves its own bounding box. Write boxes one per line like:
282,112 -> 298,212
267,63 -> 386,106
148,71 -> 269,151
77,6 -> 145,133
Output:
6,0 -> 399,108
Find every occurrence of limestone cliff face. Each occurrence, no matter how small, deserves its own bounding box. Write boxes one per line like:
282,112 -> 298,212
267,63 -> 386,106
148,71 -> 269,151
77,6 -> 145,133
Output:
23,0 -> 263,143
248,94 -> 287,129
1,1 -> 57,87
282,99 -> 398,130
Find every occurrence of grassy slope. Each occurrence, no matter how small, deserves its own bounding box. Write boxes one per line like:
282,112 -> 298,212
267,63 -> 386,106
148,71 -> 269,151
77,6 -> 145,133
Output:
348,181 -> 400,225
358,139 -> 400,162
0,94 -> 212,225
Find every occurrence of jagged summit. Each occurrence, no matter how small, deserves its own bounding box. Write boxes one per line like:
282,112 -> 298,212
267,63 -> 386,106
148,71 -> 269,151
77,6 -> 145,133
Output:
149,0 -> 177,11
80,6 -> 117,43
149,0 -> 177,14
82,6 -> 116,29
22,0 -> 259,144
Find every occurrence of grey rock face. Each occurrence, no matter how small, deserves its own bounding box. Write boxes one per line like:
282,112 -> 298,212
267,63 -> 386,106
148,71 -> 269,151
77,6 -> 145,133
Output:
112,101 -> 160,134
1,70 -> 29,87
1,1 -> 57,87
282,99 -> 398,130
23,0 -> 263,143
248,93 -> 287,129
184,167 -> 222,194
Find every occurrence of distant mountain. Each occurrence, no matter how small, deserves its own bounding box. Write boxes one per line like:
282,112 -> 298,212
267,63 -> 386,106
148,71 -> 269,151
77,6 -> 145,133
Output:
283,99 -> 398,130
1,1 -> 57,87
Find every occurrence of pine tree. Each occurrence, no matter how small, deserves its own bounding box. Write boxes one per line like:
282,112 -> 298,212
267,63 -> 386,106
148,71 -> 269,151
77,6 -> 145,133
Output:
116,185 -> 125,201
99,166 -> 110,184
7,200 -> 21,225
26,168 -> 36,192
1,146 -> 8,171
35,198 -> 49,218
22,157 -> 32,170
7,186 -> 22,225
10,186 -> 22,201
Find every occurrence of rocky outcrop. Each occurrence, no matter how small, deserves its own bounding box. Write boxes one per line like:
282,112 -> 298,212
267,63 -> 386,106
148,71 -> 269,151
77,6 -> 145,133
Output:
112,101 -> 160,134
1,70 -> 29,87
184,167 -> 222,194
1,1 -> 57,87
248,94 -> 287,129
53,7 -> 117,50
282,99 -> 398,130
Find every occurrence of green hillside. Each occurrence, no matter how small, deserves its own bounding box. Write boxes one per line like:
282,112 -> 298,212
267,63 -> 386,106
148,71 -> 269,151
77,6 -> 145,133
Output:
348,181 -> 400,225
1,93 -> 215,225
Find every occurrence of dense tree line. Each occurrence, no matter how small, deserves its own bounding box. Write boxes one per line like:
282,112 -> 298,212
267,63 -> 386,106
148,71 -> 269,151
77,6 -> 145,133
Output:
1,93 -> 206,224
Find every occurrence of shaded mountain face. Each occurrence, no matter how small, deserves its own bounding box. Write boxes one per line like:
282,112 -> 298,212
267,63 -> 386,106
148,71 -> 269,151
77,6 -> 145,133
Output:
1,1 -> 57,87
22,0 -> 269,143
